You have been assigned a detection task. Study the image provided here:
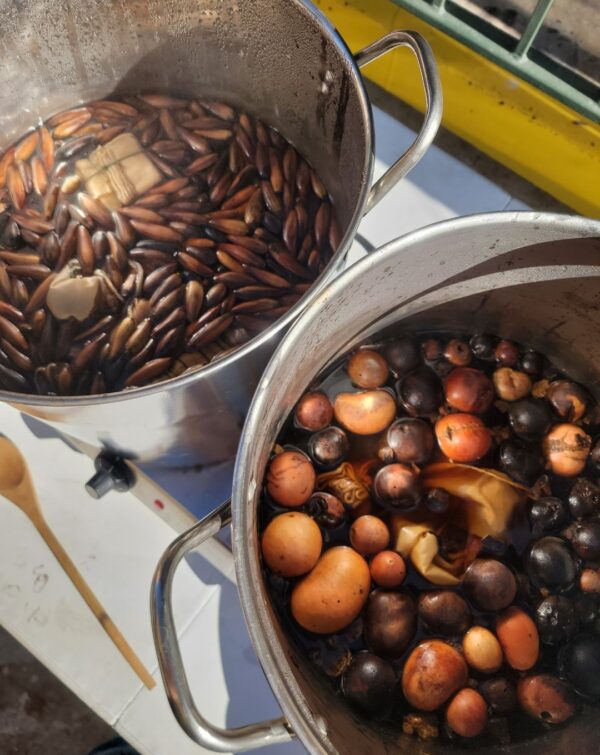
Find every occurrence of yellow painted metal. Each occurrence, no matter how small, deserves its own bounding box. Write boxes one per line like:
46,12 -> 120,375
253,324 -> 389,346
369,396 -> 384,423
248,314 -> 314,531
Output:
316,0 -> 600,216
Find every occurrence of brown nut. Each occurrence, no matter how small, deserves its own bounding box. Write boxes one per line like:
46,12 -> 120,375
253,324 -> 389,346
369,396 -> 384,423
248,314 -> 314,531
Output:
463,627 -> 503,673
444,338 -> 472,367
266,450 -> 316,507
493,367 -> 532,401
402,640 -> 468,711
446,688 -> 488,738
346,349 -> 389,389
334,389 -> 396,435
364,590 -> 417,659
543,423 -> 592,476
463,559 -> 517,612
385,418 -> 434,465
496,606 -> 539,671
306,492 -> 346,528
435,413 -> 492,463
294,391 -> 333,432
580,568 -> 600,594
349,515 -> 390,556
445,367 -> 494,413
546,380 -> 588,422
370,551 -> 407,588
291,546 -> 370,634
372,463 -> 422,512
261,512 -> 322,577
418,591 -> 472,636
517,674 -> 576,725
495,339 -> 519,366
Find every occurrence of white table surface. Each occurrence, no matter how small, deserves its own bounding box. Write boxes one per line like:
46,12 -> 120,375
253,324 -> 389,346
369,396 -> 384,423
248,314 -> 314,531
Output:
0,104 -> 540,755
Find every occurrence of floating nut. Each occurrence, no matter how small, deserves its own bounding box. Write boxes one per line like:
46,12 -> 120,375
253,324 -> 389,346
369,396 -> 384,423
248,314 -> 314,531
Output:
46,260 -> 101,321
334,389 -> 396,435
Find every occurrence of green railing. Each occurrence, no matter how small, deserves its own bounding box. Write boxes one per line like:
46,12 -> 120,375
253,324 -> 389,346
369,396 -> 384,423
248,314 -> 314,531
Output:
393,0 -> 600,121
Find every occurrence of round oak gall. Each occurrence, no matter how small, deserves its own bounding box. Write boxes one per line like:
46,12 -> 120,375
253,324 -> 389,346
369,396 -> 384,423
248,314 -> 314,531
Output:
463,626 -> 503,673
372,463 -> 422,512
294,391 -> 333,432
435,413 -> 492,462
543,423 -> 591,477
508,398 -> 554,440
495,339 -> 519,366
444,367 -> 494,413
341,652 -> 397,714
308,426 -> 349,469
444,338 -> 472,367
369,551 -> 407,588
418,591 -> 472,636
384,337 -> 420,375
496,607 -> 540,671
347,349 -> 390,389
386,417 -> 434,465
536,595 -> 578,645
446,688 -> 488,738
306,492 -> 346,528
402,640 -> 468,711
546,380 -> 588,422
480,678 -> 517,716
350,515 -> 390,556
266,450 -> 316,507
517,674 -> 576,724
526,536 -> 578,592
559,634 -> 600,699
261,512 -> 322,577
397,369 -> 442,417
470,333 -> 496,361
493,368 -> 532,402
463,559 -> 517,612
364,591 -> 417,659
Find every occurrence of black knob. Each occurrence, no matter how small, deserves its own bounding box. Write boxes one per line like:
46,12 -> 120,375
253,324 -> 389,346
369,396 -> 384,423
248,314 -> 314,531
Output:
85,453 -> 134,499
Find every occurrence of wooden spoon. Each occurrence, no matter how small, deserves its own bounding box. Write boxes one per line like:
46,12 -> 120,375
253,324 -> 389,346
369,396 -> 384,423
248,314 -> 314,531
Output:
0,436 -> 155,689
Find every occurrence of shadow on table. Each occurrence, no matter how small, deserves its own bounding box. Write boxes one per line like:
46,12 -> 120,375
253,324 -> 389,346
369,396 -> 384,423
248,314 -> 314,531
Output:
185,551 -> 306,755
371,107 -> 511,218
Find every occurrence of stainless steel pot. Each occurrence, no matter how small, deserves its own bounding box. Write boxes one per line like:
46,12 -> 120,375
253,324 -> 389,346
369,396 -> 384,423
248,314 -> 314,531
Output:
152,211 -> 600,753
0,0 -> 441,466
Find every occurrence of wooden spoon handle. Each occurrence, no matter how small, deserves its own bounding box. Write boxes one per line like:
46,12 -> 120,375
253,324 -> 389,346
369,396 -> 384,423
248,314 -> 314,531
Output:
35,518 -> 156,690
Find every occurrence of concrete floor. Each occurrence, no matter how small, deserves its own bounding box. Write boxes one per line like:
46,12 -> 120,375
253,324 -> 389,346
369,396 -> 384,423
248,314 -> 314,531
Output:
0,626 -> 115,754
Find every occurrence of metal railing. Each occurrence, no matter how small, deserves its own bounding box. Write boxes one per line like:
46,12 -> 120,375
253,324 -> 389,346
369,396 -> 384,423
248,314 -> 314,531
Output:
394,0 -> 599,121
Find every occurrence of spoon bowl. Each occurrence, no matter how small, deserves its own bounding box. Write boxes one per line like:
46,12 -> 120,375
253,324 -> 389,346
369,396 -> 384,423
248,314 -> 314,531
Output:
0,437 -> 27,491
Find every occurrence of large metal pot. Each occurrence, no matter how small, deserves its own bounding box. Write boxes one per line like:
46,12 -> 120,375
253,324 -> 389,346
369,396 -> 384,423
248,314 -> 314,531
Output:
152,211 -> 600,753
0,0 -> 441,466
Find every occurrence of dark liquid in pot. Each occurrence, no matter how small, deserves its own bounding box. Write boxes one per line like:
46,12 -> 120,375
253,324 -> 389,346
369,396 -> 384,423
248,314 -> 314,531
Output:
260,331 -> 600,747
0,94 -> 340,396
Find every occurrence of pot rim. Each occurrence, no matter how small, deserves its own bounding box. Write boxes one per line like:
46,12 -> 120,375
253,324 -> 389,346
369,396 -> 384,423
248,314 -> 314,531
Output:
232,210 -> 600,755
0,0 -> 374,408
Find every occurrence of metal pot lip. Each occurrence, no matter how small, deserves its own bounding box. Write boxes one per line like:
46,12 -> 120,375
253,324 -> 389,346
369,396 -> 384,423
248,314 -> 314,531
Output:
0,0 -> 374,409
231,210 -> 600,755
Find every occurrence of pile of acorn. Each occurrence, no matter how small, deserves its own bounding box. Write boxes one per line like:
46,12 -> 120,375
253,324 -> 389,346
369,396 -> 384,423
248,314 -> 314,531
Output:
259,332 -> 600,745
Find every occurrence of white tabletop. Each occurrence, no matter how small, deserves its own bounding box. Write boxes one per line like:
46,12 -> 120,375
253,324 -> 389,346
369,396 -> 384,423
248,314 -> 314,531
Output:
0,104 -> 538,755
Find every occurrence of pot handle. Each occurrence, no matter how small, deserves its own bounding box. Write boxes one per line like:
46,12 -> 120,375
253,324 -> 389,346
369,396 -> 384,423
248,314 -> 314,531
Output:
355,30 -> 443,213
150,499 -> 294,753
